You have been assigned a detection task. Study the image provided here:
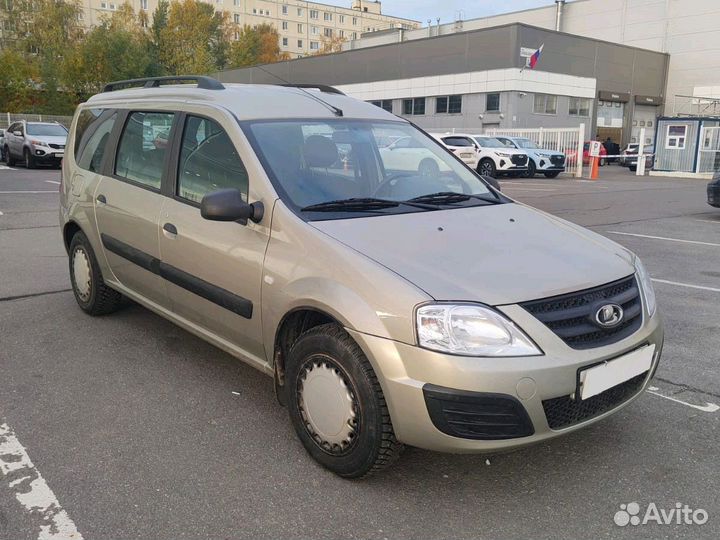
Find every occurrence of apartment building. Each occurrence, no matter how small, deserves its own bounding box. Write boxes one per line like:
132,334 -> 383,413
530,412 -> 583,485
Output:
79,0 -> 419,57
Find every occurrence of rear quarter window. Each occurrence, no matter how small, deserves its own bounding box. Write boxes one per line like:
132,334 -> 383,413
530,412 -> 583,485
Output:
74,109 -> 118,173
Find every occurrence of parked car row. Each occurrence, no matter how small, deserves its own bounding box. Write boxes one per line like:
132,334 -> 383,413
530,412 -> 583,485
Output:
431,133 -> 567,178
619,143 -> 656,172
1,121 -> 68,168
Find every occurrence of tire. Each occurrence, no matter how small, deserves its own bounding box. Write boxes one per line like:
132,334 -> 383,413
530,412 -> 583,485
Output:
69,230 -> 124,316
286,323 -> 404,478
418,158 -> 440,177
24,148 -> 35,169
599,157 -> 606,167
6,147 -> 16,167
478,158 -> 497,178
525,159 -> 537,178
544,171 -> 561,178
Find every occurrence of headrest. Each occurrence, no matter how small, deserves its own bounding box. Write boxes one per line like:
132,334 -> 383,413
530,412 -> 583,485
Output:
303,135 -> 338,168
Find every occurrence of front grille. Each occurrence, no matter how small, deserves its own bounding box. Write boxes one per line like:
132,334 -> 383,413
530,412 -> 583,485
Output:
49,143 -> 65,150
520,275 -> 643,350
511,154 -> 528,166
542,371 -> 648,429
423,384 -> 534,440
550,155 -> 565,166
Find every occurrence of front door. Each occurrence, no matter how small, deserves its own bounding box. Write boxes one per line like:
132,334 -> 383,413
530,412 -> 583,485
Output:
94,110 -> 176,308
158,114 -> 269,362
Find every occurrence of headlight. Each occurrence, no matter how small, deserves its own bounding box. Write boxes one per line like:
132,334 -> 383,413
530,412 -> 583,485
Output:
495,151 -> 512,157
30,139 -> 47,146
416,304 -> 542,357
635,258 -> 657,316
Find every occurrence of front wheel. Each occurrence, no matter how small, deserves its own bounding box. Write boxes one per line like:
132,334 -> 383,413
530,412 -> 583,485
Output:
286,323 -> 403,478
477,158 -> 497,178
544,171 -> 561,178
525,159 -> 537,178
24,148 -> 35,169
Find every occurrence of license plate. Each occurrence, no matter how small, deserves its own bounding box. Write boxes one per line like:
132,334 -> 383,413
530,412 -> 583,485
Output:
578,345 -> 655,400
54,152 -> 64,157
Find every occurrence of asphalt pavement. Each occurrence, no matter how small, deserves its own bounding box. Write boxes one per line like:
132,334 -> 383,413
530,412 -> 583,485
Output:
1,165 -> 718,539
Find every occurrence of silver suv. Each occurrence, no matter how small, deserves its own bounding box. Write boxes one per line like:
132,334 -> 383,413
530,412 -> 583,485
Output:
60,76 -> 663,478
4,120 -> 68,168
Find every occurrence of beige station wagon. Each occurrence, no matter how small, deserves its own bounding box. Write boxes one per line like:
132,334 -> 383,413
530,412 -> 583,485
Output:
60,76 -> 663,478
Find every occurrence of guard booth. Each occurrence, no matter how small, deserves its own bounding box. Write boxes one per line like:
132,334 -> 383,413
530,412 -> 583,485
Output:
653,117 -> 720,176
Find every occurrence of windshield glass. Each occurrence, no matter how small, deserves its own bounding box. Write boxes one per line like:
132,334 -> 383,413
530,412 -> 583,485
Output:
516,138 -> 540,149
474,136 -> 506,148
27,124 -> 68,137
246,120 -> 496,214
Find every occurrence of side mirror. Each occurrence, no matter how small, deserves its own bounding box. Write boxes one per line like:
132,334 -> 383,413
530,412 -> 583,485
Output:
200,188 -> 264,225
481,175 -> 501,192
13,131 -> 22,137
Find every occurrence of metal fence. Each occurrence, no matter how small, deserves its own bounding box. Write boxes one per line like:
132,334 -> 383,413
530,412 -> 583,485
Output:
484,124 -> 586,178
0,113 -> 73,130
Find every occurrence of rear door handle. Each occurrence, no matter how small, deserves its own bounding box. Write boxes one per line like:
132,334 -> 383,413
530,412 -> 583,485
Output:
163,223 -> 178,236
96,194 -> 106,205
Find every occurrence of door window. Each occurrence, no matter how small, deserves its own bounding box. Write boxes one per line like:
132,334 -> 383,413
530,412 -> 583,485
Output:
115,111 -> 174,190
177,116 -> 249,203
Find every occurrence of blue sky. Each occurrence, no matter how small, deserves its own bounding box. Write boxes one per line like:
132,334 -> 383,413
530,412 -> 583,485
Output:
326,1 -> 553,24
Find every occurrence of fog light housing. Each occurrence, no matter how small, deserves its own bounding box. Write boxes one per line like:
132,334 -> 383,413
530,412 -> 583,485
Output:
35,149 -> 45,156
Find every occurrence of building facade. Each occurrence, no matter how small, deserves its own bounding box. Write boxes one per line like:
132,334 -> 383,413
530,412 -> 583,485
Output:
344,0 -> 720,118
217,23 -> 669,147
77,0 -> 418,57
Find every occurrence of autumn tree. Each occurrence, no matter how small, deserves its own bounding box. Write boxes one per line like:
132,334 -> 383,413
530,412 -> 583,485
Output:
159,0 -> 232,74
228,23 -> 289,68
312,35 -> 347,56
0,49 -> 39,112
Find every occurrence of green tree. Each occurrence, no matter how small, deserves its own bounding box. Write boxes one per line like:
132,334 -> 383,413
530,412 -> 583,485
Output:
228,23 -> 289,68
159,0 -> 232,74
0,49 -> 38,112
149,0 -> 170,76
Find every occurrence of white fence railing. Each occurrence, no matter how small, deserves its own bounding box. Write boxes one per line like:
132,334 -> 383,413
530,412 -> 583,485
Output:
0,112 -> 73,130
484,124 -> 586,178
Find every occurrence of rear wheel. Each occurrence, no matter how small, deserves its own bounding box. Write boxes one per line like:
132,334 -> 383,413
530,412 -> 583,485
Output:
6,147 -> 16,167
544,170 -> 561,178
599,157 -> 606,167
478,158 -> 497,178
525,159 -> 537,178
69,231 -> 124,316
286,323 -> 403,478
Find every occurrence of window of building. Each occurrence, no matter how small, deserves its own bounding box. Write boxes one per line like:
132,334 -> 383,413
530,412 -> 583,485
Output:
234,14 -> 240,23
311,26 -> 318,35
352,16 -> 358,25
569,97 -> 591,117
252,8 -> 256,13
282,21 -> 288,30
282,37 -> 288,46
339,29 -> 344,38
370,100 -> 393,113
115,112 -> 174,190
310,41 -> 319,50
486,93 -> 500,112
297,23 -> 303,32
298,39 -> 303,47
324,12 -> 332,21
339,14 -> 344,23
310,9 -> 318,19
177,116 -> 248,204
74,109 -> 117,173
533,94 -> 557,115
297,7 -> 303,16
233,0 -> 239,4
436,95 -> 462,114
234,31 -> 239,40
324,27 -> 332,37
666,125 -> 687,149
352,31 -> 357,39
282,5 -> 288,15
403,98 -> 425,115
140,0 -> 147,9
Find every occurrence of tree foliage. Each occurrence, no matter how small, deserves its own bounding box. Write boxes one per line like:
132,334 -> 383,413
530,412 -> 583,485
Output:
228,24 -> 290,68
312,35 -> 348,56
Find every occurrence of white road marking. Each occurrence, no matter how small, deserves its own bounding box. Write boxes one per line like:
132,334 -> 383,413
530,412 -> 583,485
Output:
45,180 -> 60,185
503,182 -> 558,188
0,422 -> 84,540
608,231 -> 720,247
503,187 -> 557,192
651,278 -> 720,293
646,387 -> 720,413
0,210 -> 3,215
0,190 -> 58,194
694,219 -> 720,225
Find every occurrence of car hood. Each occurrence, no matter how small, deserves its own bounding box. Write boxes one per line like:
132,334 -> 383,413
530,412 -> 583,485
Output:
30,135 -> 66,145
311,203 -> 635,306
484,147 -> 527,156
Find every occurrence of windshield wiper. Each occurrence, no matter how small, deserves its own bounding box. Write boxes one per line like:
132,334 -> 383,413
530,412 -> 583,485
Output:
408,191 -> 500,205
300,197 -> 437,213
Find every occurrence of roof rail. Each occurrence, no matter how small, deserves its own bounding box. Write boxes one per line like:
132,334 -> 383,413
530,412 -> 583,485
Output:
102,76 -> 225,93
279,83 -> 345,95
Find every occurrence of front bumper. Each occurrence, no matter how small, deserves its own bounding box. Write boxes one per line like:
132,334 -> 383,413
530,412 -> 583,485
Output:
348,306 -> 663,453
31,147 -> 64,162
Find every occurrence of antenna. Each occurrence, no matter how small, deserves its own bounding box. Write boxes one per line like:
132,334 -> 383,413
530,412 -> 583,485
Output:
254,64 -> 344,117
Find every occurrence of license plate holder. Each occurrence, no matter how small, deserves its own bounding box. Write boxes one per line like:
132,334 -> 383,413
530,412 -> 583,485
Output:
577,345 -> 655,401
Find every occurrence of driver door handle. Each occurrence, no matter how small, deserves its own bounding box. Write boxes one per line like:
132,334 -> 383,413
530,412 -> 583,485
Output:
96,194 -> 106,205
163,223 -> 178,236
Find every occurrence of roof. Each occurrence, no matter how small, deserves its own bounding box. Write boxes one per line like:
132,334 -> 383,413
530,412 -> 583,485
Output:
85,83 -> 402,122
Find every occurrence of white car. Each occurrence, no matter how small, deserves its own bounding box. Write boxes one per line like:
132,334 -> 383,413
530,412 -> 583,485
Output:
379,136 -> 452,175
429,134 -> 479,169
432,133 -> 529,177
3,121 -> 68,168
495,136 -> 566,178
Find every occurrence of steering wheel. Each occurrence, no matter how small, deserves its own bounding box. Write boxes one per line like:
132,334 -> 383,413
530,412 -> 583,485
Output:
371,173 -> 418,198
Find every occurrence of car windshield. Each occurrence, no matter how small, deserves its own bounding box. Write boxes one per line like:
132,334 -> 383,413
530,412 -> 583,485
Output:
474,136 -> 506,148
516,138 -> 540,149
245,120 -> 498,216
27,124 -> 68,137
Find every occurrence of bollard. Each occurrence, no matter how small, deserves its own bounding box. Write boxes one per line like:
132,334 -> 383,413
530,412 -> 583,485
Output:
590,156 -> 599,180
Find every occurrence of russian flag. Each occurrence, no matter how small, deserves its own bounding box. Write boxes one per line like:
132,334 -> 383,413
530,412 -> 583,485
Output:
529,44 -> 544,69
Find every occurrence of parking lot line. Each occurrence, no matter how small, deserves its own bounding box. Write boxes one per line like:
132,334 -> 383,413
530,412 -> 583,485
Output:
45,180 -> 60,185
651,278 -> 720,293
504,187 -> 558,192
0,422 -> 84,540
608,231 -> 720,247
646,387 -> 720,413
0,190 -> 58,194
694,219 -> 720,225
